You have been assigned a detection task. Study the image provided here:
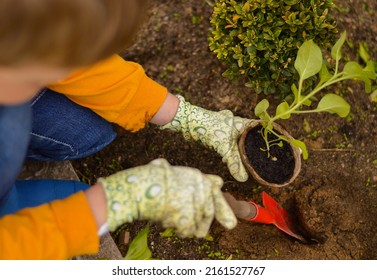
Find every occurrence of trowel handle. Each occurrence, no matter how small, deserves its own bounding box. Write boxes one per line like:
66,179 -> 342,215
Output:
223,192 -> 275,224
247,201 -> 275,224
223,192 -> 256,220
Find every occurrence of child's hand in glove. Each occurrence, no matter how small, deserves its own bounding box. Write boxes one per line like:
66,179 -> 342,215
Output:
98,158 -> 237,237
160,95 -> 253,182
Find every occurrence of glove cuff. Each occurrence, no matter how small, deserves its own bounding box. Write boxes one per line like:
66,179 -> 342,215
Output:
98,176 -> 137,231
159,95 -> 188,133
98,159 -> 170,232
160,95 -> 235,146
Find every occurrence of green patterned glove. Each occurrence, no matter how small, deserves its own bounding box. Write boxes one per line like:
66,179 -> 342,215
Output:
98,158 -> 237,237
160,95 -> 253,182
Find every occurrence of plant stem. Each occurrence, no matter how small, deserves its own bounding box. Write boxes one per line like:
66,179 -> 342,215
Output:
260,125 -> 289,157
260,72 -> 353,151
269,72 -> 350,124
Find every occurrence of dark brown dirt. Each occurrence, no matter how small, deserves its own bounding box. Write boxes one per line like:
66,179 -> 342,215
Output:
243,125 -> 295,184
72,0 -> 377,259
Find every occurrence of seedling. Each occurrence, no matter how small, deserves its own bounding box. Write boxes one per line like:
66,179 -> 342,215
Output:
124,226 -> 153,260
359,43 -> 377,102
254,31 -> 376,159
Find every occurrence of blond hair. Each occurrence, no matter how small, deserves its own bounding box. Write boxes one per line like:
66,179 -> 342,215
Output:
0,0 -> 148,67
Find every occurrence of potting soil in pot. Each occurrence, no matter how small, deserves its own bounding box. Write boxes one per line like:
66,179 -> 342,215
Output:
244,125 -> 295,184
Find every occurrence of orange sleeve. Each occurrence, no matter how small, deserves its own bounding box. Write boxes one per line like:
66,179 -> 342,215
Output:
48,54 -> 168,132
0,192 -> 99,260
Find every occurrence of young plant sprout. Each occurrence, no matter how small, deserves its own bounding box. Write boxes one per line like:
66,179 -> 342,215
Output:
124,226 -> 153,260
254,31 -> 376,159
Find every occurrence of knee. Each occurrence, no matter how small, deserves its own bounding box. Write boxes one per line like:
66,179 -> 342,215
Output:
27,124 -> 117,161
29,89 -> 117,161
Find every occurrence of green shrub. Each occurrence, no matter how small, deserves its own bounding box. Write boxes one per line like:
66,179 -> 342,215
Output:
209,0 -> 338,97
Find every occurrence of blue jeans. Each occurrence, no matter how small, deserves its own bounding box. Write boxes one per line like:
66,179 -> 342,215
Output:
0,88 -> 117,215
0,102 -> 32,202
27,88 -> 116,161
0,180 -> 90,217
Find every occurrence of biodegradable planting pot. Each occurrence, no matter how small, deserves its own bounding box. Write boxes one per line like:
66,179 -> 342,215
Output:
238,120 -> 301,188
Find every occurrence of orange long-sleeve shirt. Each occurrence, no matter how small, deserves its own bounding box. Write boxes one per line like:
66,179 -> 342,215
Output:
0,192 -> 99,259
49,54 -> 168,132
0,55 -> 168,259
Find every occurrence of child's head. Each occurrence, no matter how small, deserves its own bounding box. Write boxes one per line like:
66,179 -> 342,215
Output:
0,0 -> 148,105
0,0 -> 148,67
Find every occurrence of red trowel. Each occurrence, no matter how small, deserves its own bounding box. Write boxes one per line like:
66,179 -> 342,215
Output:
224,191 -> 306,242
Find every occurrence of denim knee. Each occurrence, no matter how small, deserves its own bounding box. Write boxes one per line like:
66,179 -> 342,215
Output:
27,89 -> 117,161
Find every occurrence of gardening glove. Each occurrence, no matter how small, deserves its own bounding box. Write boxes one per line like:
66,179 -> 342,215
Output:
98,158 -> 237,237
160,95 -> 253,182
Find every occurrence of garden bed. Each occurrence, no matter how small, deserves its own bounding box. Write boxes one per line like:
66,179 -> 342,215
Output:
72,0 -> 377,259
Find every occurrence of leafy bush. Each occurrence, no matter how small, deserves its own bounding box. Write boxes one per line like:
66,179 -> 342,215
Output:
209,0 -> 338,96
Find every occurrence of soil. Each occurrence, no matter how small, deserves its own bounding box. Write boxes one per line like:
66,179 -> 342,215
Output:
243,124 -> 296,184
72,0 -> 377,259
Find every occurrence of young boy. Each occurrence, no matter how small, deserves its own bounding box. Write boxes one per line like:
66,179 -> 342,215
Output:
0,0 -> 253,259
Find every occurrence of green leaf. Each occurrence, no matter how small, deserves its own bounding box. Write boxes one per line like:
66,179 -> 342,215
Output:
303,118 -> 311,133
294,40 -> 323,80
204,234 -> 214,241
265,123 -> 273,132
344,61 -> 375,79
358,43 -> 370,64
364,61 -> 376,75
245,82 -> 255,88
318,61 -> 333,86
160,228 -> 175,237
258,112 -> 270,121
316,94 -> 350,117
331,31 -> 347,62
291,83 -> 299,103
283,0 -> 299,5
369,89 -> 377,103
290,139 -> 308,160
302,97 -> 312,106
254,99 -> 270,117
276,101 -> 291,119
343,61 -> 375,92
125,226 -> 153,260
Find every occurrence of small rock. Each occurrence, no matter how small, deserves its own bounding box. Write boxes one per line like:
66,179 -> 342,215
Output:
118,230 -> 130,246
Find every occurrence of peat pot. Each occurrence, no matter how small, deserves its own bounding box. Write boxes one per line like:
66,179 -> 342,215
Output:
238,120 -> 301,188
